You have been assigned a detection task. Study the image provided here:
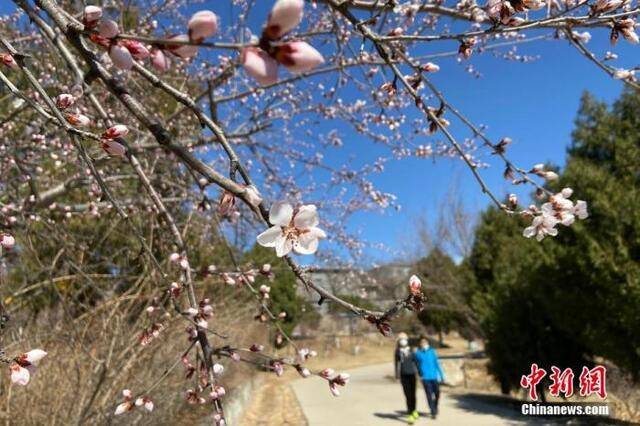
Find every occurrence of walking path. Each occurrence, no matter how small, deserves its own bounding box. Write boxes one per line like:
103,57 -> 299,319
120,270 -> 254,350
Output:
291,362 -> 545,425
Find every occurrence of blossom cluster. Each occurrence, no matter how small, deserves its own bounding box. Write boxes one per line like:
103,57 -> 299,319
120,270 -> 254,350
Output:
523,188 -> 589,241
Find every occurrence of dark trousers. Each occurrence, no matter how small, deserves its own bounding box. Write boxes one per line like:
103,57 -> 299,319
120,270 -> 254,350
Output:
422,379 -> 440,416
400,374 -> 416,413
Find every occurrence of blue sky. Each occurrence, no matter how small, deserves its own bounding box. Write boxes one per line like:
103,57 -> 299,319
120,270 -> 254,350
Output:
2,2 -> 632,263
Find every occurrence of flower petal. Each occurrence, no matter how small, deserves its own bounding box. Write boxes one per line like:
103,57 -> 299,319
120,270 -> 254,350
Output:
257,226 -> 282,247
293,205 -> 319,229
275,235 -> 293,257
269,201 -> 293,226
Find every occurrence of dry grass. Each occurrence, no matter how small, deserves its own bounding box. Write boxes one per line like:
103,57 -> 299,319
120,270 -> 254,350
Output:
0,288 -> 267,426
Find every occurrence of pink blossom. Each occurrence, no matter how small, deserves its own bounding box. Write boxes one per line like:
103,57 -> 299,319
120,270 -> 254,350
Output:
20,349 -> 47,364
135,397 -> 154,412
109,44 -> 134,70
83,5 -> 102,28
103,124 -> 129,139
114,401 -> 133,415
98,20 -> 119,39
101,139 -> 127,157
167,34 -> 199,59
408,275 -> 422,294
276,41 -> 325,73
421,62 -> 440,73
65,113 -> 91,127
10,365 -> 30,386
241,48 -> 279,85
0,53 -> 18,70
188,11 -> 218,42
265,0 -> 304,40
122,40 -> 150,60
1,233 -> 15,249
151,48 -> 171,72
55,93 -> 75,110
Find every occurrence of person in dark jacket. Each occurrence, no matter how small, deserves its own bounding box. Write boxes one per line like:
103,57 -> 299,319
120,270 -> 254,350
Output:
414,336 -> 445,419
394,332 -> 419,424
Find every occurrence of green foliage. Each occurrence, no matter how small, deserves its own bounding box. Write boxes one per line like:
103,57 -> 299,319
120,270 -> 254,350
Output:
469,90 -> 640,393
415,248 -> 475,339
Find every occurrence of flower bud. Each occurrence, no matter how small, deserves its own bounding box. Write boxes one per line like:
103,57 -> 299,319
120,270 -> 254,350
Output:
65,113 -> 91,127
0,53 -> 18,70
55,93 -> 75,110
103,124 -> 129,139
265,0 -> 304,40
408,275 -> 422,294
83,6 -> 102,28
98,19 -> 119,39
167,34 -> 199,59
276,41 -> 325,73
109,44 -> 134,70
101,139 -> 127,157
241,47 -> 279,85
188,10 -> 218,42
1,233 -> 16,249
151,48 -> 171,72
122,40 -> 150,60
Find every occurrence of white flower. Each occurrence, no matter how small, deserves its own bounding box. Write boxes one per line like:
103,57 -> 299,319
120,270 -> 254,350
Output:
213,363 -> 224,375
10,365 -> 31,386
523,213 -> 559,241
573,200 -> 589,219
257,201 -> 326,257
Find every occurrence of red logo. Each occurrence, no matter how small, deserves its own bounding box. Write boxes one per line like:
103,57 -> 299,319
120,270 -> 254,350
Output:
520,364 -> 607,400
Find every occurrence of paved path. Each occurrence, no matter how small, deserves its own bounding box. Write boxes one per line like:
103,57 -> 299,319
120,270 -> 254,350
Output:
291,362 -> 546,426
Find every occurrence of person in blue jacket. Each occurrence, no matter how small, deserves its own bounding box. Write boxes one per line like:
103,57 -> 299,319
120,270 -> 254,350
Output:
414,336 -> 445,419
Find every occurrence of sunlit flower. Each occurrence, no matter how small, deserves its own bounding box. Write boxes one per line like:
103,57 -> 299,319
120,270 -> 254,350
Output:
257,201 -> 327,257
241,47 -> 279,85
276,41 -> 325,73
83,5 -> 102,28
265,0 -> 304,40
188,11 -> 218,42
167,34 -> 199,59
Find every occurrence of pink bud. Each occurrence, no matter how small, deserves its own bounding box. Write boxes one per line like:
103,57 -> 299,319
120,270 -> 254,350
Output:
23,349 -> 47,364
265,0 -> 304,40
241,47 -> 279,85
422,62 -> 440,73
65,113 -> 91,127
213,363 -> 224,375
10,365 -> 30,386
1,234 -> 15,249
167,34 -> 199,59
114,401 -> 132,415
122,40 -> 150,60
169,253 -> 181,262
188,10 -> 218,42
0,53 -> 18,70
109,44 -> 134,70
276,41 -> 324,73
103,124 -> 129,139
83,6 -> 102,28
55,93 -> 75,109
101,139 -> 127,157
408,275 -> 421,293
151,48 -> 171,72
98,19 -> 119,39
